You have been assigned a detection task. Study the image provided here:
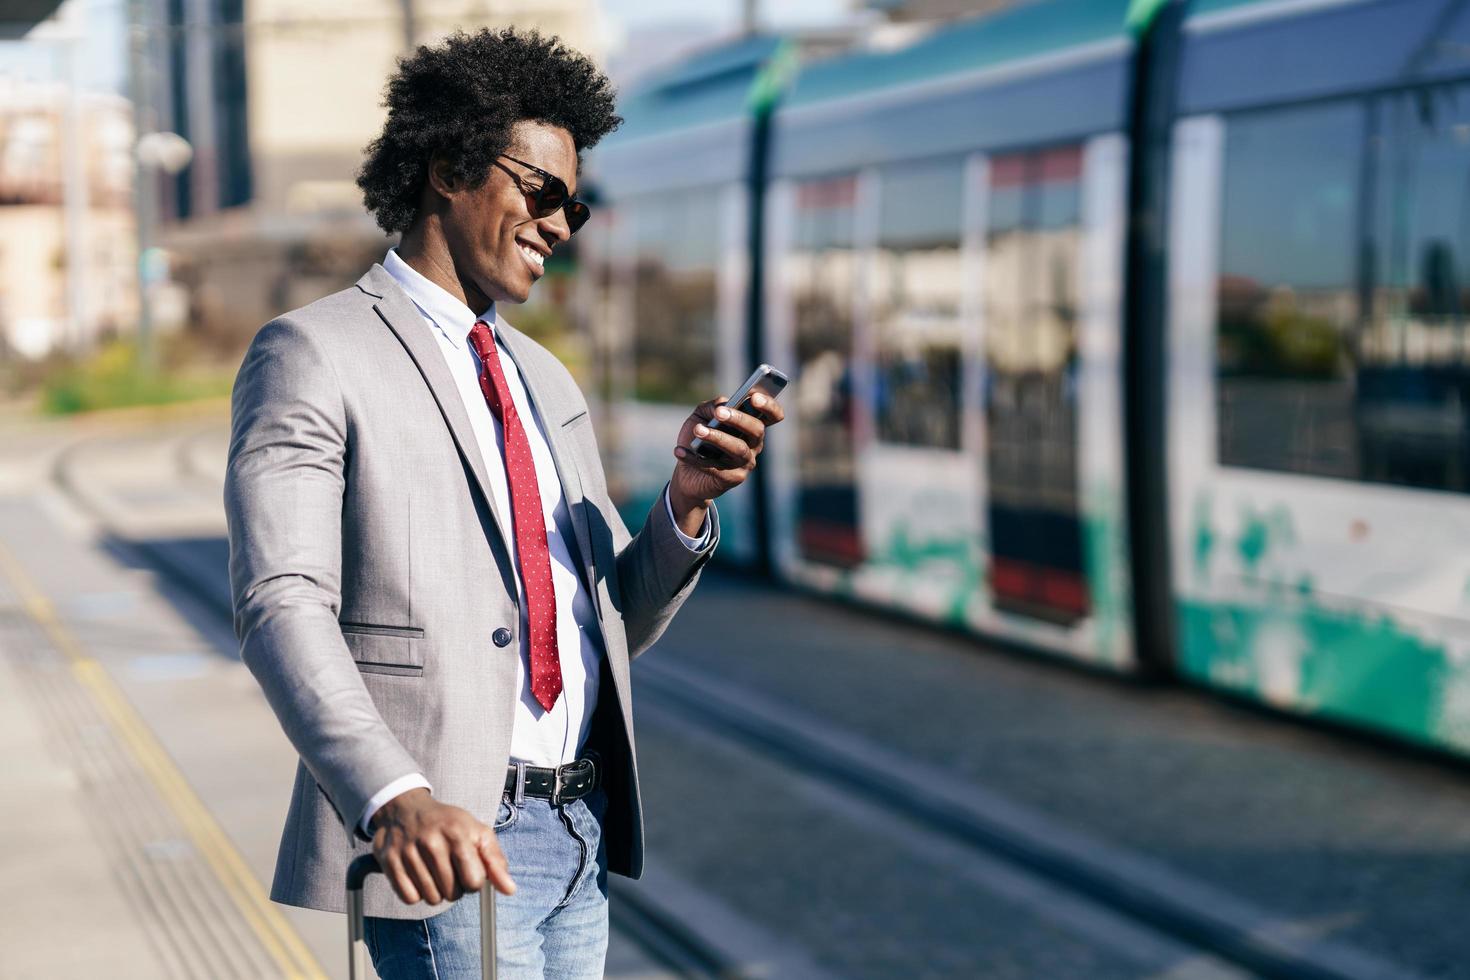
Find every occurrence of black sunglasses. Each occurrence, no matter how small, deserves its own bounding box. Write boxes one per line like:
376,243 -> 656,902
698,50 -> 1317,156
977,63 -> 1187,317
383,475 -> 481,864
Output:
494,154 -> 591,234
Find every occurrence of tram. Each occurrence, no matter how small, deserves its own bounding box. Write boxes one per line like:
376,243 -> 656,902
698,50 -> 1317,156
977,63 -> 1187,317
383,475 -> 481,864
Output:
576,0 -> 1470,756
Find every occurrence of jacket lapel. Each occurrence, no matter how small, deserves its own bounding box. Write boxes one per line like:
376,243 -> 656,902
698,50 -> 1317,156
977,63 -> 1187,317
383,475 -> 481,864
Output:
355,264 -> 513,559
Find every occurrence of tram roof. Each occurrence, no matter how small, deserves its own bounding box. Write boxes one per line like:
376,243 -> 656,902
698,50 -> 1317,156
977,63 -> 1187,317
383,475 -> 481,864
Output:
782,0 -> 1134,113
594,0 -> 1142,189
604,34 -> 782,145
604,0 -> 1139,145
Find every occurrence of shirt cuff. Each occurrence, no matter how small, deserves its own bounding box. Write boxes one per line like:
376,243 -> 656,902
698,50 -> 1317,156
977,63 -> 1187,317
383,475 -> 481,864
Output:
665,483 -> 711,552
359,773 -> 433,837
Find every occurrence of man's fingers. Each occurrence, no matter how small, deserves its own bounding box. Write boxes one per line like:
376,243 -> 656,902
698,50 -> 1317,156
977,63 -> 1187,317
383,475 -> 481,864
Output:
690,396 -> 724,423
418,836 -> 460,903
478,835 -> 517,896
749,392 -> 785,425
710,405 -> 766,447
450,838 -> 487,893
401,843 -> 443,905
678,390 -> 776,470
674,443 -> 727,469
691,423 -> 754,466
380,849 -> 421,905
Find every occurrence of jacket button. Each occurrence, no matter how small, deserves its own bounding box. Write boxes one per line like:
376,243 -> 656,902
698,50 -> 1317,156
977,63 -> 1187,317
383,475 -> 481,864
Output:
493,628 -> 512,648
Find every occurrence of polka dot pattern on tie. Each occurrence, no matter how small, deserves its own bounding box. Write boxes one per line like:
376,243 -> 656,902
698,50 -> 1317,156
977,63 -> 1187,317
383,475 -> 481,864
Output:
468,320 -> 563,712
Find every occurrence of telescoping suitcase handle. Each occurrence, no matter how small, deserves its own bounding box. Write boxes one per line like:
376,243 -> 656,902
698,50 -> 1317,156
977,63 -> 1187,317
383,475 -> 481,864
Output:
346,853 -> 497,979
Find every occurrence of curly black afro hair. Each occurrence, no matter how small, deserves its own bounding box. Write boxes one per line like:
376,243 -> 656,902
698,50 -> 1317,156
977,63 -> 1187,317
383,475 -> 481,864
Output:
357,27 -> 621,235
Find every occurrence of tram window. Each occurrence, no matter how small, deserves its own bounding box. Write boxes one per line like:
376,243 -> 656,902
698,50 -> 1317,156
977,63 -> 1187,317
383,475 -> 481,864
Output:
873,159 -> 964,449
983,145 -> 1090,625
628,188 -> 719,404
985,147 -> 1085,518
1215,102 -> 1363,481
791,175 -> 864,567
1360,85 -> 1470,493
1217,90 -> 1470,494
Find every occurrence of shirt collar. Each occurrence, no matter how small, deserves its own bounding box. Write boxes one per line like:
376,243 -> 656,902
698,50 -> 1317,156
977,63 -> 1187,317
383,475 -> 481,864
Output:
383,247 -> 496,349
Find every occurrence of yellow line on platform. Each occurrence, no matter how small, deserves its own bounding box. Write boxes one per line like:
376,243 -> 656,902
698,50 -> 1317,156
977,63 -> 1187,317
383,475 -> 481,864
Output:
0,539 -> 327,980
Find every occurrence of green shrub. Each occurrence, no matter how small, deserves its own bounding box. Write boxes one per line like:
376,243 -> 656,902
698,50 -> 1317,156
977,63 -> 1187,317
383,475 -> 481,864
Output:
38,338 -> 233,415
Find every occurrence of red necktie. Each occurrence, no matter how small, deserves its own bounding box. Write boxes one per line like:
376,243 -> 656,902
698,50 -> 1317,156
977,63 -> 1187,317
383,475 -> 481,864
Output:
468,320 -> 562,711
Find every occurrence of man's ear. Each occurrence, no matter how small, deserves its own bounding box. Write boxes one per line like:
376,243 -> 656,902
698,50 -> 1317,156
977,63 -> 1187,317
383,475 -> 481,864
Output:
425,154 -> 460,199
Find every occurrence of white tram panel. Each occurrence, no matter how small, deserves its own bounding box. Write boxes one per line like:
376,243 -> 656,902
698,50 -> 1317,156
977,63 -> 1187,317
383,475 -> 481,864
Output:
1167,111 -> 1470,750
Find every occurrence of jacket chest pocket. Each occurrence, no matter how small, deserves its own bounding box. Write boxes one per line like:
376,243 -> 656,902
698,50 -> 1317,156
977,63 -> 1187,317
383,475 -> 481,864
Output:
339,621 -> 425,676
562,413 -> 608,497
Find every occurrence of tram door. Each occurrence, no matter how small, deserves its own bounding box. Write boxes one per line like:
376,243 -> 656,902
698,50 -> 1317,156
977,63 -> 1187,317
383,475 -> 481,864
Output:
983,146 -> 1090,625
789,176 -> 865,567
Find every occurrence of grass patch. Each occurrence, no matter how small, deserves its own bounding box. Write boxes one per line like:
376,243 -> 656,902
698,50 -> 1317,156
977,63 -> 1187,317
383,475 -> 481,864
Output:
38,337 -> 235,415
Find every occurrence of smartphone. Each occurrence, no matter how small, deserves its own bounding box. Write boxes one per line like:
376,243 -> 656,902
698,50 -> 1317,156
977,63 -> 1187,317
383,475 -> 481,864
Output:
689,364 -> 790,463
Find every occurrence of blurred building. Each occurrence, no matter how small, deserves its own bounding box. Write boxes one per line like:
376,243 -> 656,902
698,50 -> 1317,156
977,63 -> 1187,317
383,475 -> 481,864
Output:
0,77 -> 137,359
152,0 -> 601,343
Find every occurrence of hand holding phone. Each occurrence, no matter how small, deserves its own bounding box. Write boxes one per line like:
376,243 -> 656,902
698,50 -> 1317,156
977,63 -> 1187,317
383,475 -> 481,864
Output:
689,364 -> 790,463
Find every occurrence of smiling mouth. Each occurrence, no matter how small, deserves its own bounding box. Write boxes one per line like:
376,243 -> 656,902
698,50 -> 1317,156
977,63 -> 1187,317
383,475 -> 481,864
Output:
517,242 -> 546,276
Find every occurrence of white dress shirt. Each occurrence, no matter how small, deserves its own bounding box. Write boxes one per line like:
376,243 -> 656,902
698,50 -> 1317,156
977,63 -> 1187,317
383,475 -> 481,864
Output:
359,248 -> 711,835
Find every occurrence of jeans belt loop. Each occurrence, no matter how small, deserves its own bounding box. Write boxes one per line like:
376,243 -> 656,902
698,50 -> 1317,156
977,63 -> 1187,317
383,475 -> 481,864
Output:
512,760 -> 527,807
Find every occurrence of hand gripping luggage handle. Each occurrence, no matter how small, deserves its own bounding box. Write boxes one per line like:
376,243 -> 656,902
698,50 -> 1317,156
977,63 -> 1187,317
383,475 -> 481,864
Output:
346,853 -> 496,979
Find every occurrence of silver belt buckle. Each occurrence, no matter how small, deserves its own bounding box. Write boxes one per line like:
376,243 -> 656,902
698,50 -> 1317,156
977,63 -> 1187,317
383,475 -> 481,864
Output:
550,763 -> 564,807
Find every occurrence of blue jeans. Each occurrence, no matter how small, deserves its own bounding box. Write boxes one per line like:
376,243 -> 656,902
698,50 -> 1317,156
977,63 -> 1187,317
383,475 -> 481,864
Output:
365,782 -> 609,978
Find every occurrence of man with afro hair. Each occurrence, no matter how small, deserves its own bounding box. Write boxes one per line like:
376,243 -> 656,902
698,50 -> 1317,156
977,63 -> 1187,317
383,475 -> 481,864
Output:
224,27 -> 783,977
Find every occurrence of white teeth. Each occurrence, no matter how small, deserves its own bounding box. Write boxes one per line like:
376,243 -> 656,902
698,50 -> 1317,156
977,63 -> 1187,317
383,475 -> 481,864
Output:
519,244 -> 544,269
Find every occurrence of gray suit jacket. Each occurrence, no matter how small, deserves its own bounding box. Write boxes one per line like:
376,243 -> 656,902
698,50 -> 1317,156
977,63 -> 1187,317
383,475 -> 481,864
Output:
224,263 -> 718,920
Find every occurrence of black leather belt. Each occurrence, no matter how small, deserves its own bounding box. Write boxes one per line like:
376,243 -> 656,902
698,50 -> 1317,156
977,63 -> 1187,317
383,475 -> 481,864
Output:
503,755 -> 598,805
